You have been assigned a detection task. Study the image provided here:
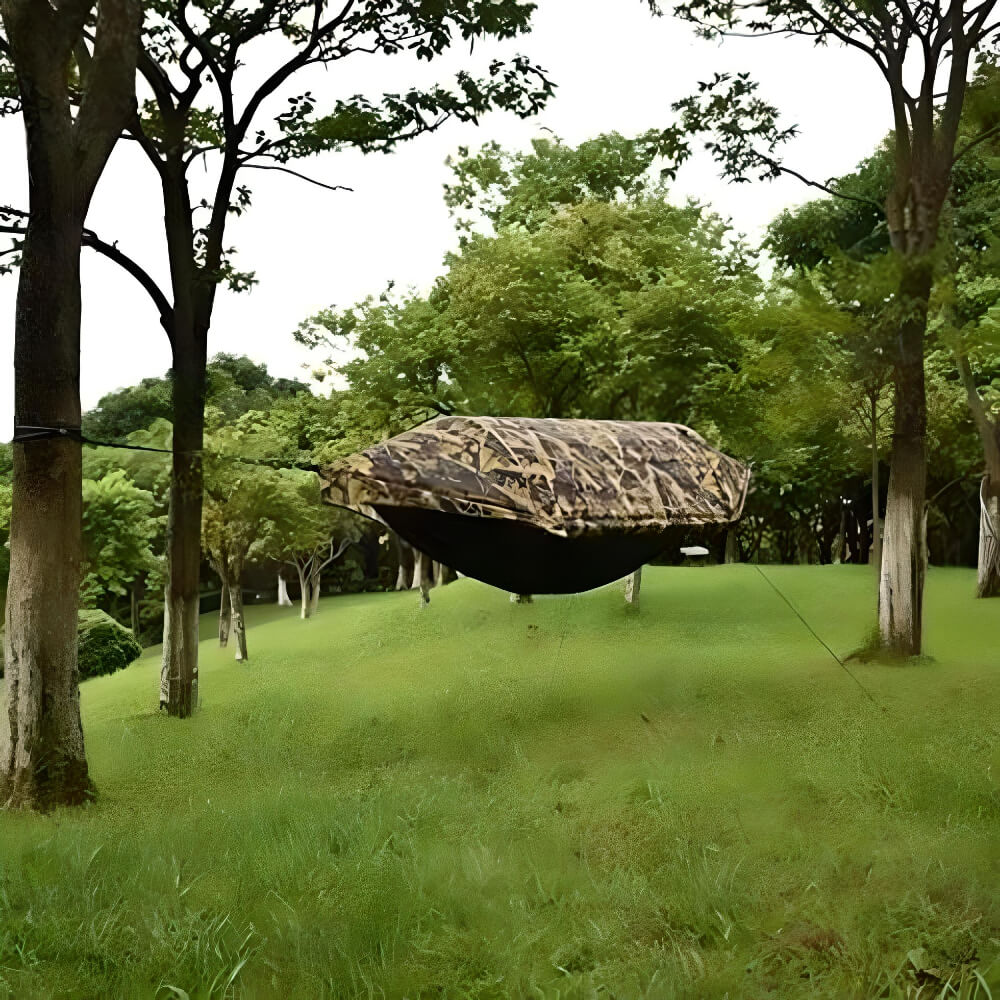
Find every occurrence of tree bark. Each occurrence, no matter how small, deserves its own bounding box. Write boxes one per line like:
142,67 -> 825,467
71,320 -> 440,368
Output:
218,576 -> 231,648
159,282 -> 206,716
130,573 -> 145,636
625,568 -> 642,606
879,261 -> 932,654
956,353 -> 1000,598
870,395 -> 882,574
393,535 -> 412,590
724,528 -> 739,564
411,551 -> 431,607
1,0 -> 141,809
229,581 -> 248,662
296,562 -> 311,619
308,572 -> 322,616
277,573 -> 292,607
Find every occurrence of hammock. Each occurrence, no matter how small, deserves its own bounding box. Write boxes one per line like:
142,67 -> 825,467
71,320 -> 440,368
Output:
320,416 -> 751,594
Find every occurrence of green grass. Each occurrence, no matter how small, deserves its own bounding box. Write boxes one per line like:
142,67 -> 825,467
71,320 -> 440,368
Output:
0,566 -> 998,999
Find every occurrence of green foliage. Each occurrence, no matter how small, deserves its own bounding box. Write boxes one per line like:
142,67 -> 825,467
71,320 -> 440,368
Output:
301,135 -> 759,434
82,353 -> 310,443
81,471 -> 161,606
76,609 -> 143,681
0,568 -> 997,996
444,131 -> 671,234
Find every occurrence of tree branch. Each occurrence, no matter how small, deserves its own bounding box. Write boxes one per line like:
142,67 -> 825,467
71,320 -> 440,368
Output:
80,228 -> 175,344
951,119 -> 1000,167
240,162 -> 353,193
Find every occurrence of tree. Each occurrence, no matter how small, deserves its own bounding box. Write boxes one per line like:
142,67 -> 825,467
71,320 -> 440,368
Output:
81,470 -> 161,633
276,473 -> 361,619
943,60 -> 1000,595
0,0 -> 141,808
653,0 -> 1000,652
201,456 -> 287,663
82,353 -> 309,442
768,74 -> 1000,594
301,136 -> 758,430
81,1 -> 552,717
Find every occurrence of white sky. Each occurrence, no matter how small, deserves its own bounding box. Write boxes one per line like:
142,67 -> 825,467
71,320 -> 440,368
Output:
0,0 -> 894,441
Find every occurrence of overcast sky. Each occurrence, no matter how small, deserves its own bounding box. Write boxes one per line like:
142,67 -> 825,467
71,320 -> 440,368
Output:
0,0 -> 893,442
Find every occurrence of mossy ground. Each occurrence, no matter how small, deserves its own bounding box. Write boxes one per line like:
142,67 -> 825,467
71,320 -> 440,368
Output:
0,566 -> 997,998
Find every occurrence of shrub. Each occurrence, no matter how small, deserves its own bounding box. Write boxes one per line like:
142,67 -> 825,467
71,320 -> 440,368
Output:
77,610 -> 143,680
0,609 -> 142,680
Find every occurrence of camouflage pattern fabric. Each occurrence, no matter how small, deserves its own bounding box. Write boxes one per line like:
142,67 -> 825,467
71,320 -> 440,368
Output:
321,416 -> 750,538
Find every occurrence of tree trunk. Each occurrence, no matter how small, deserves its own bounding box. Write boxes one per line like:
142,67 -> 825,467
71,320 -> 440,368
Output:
978,478 -> 1000,599
159,323 -> 206,715
308,572 -> 322,616
724,528 -> 739,564
1,0 -> 140,810
229,579 -> 248,662
218,576 -> 231,647
411,550 -> 425,591
277,573 -> 292,607
2,218 -> 90,808
832,504 -> 846,565
870,396 -> 882,574
955,353 -> 1000,598
625,567 -> 642,606
130,573 -> 145,636
394,537 -> 412,590
411,551 -> 431,607
296,563 -> 311,619
879,262 -> 931,654
159,147 -> 210,715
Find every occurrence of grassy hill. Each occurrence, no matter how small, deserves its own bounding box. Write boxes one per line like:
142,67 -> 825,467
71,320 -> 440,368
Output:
0,566 -> 998,999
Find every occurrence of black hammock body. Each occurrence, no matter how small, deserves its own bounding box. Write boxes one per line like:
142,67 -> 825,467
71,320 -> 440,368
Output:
320,416 -> 751,595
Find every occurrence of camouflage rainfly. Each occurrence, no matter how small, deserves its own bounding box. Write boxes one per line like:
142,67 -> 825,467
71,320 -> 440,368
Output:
321,416 -> 751,594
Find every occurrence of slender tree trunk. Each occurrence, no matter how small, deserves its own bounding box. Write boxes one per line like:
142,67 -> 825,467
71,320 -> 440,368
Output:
625,567 -> 642,606
411,551 -> 431,607
724,528 -> 739,564
159,313 -> 206,713
296,562 -> 311,619
956,353 -> 1000,598
879,261 -> 932,654
159,151 -> 209,716
229,572 -> 247,662
978,473 -> 1000,599
308,572 -> 322,616
218,576 -> 231,648
833,503 -> 846,564
870,396 -> 882,574
277,573 -> 292,607
130,574 -> 145,636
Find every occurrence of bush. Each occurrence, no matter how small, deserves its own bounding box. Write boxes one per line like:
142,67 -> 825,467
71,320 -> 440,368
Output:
0,609 -> 142,680
77,610 -> 143,680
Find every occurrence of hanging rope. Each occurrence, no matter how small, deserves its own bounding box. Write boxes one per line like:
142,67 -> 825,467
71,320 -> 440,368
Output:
11,424 -> 320,473
753,564 -> 886,713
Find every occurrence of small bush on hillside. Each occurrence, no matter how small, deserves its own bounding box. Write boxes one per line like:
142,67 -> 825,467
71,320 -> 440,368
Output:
0,609 -> 142,680
78,610 -> 143,680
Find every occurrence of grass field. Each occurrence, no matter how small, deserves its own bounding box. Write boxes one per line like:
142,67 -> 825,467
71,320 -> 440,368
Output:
0,566 -> 998,999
